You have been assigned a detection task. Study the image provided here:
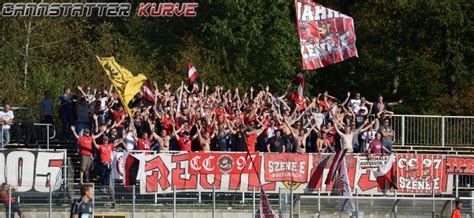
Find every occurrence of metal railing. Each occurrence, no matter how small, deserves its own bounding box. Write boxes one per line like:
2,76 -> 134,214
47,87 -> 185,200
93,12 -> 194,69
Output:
4,184 -> 474,218
391,115 -> 474,146
2,122 -> 56,149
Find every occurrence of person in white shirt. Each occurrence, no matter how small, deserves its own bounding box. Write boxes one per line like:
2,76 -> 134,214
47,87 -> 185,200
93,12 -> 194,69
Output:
0,104 -> 14,148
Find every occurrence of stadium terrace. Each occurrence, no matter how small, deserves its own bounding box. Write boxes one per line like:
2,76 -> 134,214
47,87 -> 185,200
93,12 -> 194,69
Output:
0,2 -> 131,17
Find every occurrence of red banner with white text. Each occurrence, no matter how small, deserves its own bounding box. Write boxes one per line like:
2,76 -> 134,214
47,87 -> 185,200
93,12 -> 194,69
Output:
139,152 -> 452,195
445,156 -> 474,175
294,0 -> 358,70
396,154 -> 448,194
264,153 -> 309,183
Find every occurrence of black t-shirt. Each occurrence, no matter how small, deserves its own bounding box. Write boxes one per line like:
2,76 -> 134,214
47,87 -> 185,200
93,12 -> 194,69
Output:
232,132 -> 248,152
70,198 -> 93,218
267,136 -> 285,152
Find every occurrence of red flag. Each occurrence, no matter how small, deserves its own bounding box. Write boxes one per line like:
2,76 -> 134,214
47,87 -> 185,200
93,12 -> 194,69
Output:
294,0 -> 358,70
325,149 -> 347,185
259,188 -> 275,218
142,81 -> 155,103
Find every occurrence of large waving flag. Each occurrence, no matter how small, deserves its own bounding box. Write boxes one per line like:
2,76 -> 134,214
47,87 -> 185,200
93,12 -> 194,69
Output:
96,56 -> 147,116
294,0 -> 358,70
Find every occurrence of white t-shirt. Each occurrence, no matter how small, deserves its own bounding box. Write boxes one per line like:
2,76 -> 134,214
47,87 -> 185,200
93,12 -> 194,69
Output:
348,99 -> 361,108
0,111 -> 14,130
99,97 -> 109,111
124,132 -> 136,151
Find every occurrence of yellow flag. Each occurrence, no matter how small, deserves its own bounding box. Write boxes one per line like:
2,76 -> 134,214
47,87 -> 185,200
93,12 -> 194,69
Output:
96,56 -> 147,116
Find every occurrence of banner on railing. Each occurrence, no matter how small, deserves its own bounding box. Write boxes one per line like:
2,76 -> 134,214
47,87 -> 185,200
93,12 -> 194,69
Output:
264,153 -> 308,183
396,154 -> 448,194
445,156 -> 474,175
139,152 -> 453,195
0,150 -> 65,192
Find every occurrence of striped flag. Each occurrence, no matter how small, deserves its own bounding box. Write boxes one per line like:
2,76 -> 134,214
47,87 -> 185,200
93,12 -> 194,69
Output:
325,149 -> 347,185
372,153 -> 397,192
142,81 -> 155,103
187,63 -> 201,92
335,157 -> 354,212
124,152 -> 145,187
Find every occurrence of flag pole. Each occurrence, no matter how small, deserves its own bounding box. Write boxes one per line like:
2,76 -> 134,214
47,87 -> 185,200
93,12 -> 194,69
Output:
176,81 -> 184,115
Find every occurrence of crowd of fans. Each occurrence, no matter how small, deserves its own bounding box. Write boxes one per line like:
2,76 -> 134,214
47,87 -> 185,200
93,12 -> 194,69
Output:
1,82 -> 401,184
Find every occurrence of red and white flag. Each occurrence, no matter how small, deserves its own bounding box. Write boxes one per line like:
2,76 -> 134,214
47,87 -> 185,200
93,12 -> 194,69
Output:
325,149 -> 347,185
142,81 -> 155,103
372,153 -> 397,191
294,0 -> 358,70
259,188 -> 275,218
187,63 -> 200,92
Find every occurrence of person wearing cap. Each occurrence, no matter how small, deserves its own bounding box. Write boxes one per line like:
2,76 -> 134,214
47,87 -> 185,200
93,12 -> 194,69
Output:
93,136 -> 124,190
71,126 -> 105,184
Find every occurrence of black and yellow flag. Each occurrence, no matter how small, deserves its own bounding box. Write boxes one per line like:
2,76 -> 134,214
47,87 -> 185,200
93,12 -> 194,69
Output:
96,56 -> 147,116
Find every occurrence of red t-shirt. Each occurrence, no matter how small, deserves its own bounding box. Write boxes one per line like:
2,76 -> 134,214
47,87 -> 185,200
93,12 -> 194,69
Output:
452,209 -> 461,218
78,136 -> 94,156
178,137 -> 192,152
369,140 -> 384,154
98,143 -> 114,163
2,193 -> 15,206
246,133 -> 258,152
137,138 -> 151,151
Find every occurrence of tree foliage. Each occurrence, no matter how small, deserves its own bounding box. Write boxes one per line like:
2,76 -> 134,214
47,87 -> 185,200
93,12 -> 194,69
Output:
0,0 -> 472,115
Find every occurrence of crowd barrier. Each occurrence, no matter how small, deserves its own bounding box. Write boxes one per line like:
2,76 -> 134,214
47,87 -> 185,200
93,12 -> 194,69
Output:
391,115 -> 474,146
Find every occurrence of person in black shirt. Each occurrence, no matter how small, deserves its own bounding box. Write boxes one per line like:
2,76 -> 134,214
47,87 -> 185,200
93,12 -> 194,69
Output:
71,184 -> 94,218
266,129 -> 286,153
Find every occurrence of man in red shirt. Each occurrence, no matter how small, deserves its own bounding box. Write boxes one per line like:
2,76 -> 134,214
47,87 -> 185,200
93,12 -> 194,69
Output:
71,126 -> 104,184
93,136 -> 123,190
172,124 -> 192,152
452,200 -> 462,218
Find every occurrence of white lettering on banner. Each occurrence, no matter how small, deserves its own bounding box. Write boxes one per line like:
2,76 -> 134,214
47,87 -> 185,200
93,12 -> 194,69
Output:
0,151 -> 65,192
399,177 -> 440,190
297,2 -> 344,22
203,156 -> 215,171
6,151 -> 35,192
398,157 -> 442,169
34,152 -> 64,192
190,155 -> 201,171
300,162 -> 305,174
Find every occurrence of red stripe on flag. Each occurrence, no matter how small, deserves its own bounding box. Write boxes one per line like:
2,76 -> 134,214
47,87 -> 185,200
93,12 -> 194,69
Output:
143,81 -> 155,103
325,149 -> 347,185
